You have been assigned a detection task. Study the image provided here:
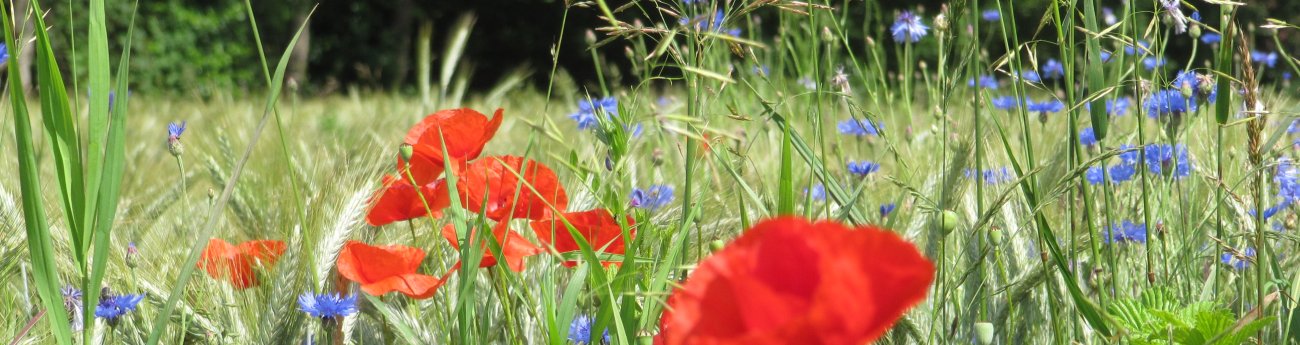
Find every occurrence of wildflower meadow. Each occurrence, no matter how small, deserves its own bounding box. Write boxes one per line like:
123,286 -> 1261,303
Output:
5,0 -> 1300,344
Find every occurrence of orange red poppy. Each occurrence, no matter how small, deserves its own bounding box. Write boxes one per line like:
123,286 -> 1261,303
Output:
656,217 -> 934,345
529,209 -> 634,267
336,241 -> 449,299
198,238 -> 286,289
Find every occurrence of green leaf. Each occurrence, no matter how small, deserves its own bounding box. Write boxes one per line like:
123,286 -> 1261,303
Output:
2,0 -> 73,342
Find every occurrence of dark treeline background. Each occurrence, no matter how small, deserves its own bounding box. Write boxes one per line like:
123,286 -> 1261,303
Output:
26,0 -> 1300,96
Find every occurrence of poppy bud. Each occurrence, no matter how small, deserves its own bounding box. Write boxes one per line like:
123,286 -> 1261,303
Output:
709,240 -> 726,252
939,210 -> 959,235
1189,25 -> 1202,39
605,155 -> 615,171
988,227 -> 1003,246
820,26 -> 834,42
207,188 -> 217,202
974,322 -> 995,345
585,30 -> 597,45
399,144 -> 414,162
934,13 -> 949,33
651,149 -> 664,167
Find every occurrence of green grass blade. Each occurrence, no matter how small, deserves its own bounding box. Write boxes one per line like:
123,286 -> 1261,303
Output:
777,127 -> 794,215
84,2 -> 137,343
1081,0 -> 1107,140
2,0 -> 73,342
145,8 -> 315,344
26,0 -> 85,263
364,295 -> 424,343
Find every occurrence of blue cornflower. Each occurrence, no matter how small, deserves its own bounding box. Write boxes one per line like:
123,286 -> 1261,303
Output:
298,292 -> 358,321
1017,70 -> 1041,83
1144,89 -> 1196,118
1027,99 -> 1064,114
1125,40 -> 1150,55
1100,51 -> 1113,63
1107,97 -> 1132,116
992,96 -> 1022,110
1117,144 -> 1140,165
1142,56 -> 1167,70
1201,33 -> 1221,44
569,97 -> 618,130
1102,7 -> 1117,25
847,160 -> 881,176
797,76 -> 817,90
1252,201 -> 1291,221
1221,248 -> 1255,270
1161,0 -> 1189,34
95,289 -> 145,327
981,9 -> 1000,22
1286,72 -> 1294,82
1085,166 -> 1105,185
966,167 -> 1013,185
1290,120 -> 1300,134
1109,162 -> 1137,184
1041,59 -> 1065,79
0,43 -> 8,65
681,0 -> 706,4
880,203 -> 897,218
1103,221 -> 1147,244
631,185 -> 674,211
752,65 -> 770,76
1080,127 -> 1097,147
62,285 -> 84,331
837,118 -> 883,136
1173,70 -> 1199,92
968,75 -> 998,89
1276,159 -> 1300,203
891,11 -> 929,43
1190,11 -> 1202,22
569,315 -> 596,344
1143,144 -> 1191,178
805,183 -> 826,202
1251,50 -> 1278,68
168,121 -> 186,140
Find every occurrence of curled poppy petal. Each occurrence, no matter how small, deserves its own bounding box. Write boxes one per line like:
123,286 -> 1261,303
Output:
657,217 -> 934,345
450,155 -> 568,221
198,238 -> 286,289
441,221 -> 542,272
529,209 -> 634,267
337,241 -> 446,299
366,175 -> 450,226
400,108 -> 504,185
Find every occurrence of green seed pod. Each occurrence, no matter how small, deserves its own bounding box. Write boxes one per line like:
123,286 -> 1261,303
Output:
399,144 -> 414,161
709,240 -> 726,253
988,227 -> 1003,245
974,322 -> 995,345
939,210 -> 960,235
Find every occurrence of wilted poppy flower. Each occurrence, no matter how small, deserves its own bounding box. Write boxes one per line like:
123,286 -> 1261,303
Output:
336,241 -> 448,299
366,175 -> 450,226
198,239 -> 286,289
441,221 -> 543,272
399,108 -> 504,186
529,209 -> 635,267
442,155 -> 569,221
657,217 -> 934,345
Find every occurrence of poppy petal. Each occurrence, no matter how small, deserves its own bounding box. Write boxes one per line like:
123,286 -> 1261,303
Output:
658,217 -> 934,345
530,209 -> 634,266
441,221 -> 542,272
406,108 -> 503,162
365,175 -> 450,226
237,240 -> 286,266
337,241 -> 427,285
450,155 -> 568,221
360,273 -> 450,299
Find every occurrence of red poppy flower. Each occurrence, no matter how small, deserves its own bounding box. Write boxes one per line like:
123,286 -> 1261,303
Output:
366,175 -> 451,226
441,221 -> 542,272
444,155 -> 568,221
529,209 -> 635,267
336,241 -> 448,299
198,239 -> 286,289
656,217 -> 934,345
398,108 -> 504,185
